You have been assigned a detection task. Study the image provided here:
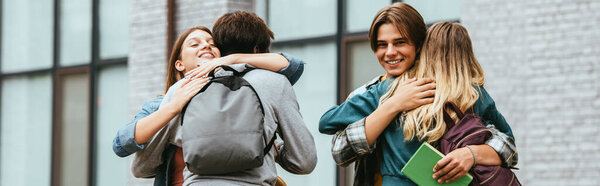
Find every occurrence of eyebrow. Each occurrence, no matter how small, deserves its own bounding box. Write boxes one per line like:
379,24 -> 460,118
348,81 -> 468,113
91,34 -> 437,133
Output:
376,37 -> 408,43
185,37 -> 214,44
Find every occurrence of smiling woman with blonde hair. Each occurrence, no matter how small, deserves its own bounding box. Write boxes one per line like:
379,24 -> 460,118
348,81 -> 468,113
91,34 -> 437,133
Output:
380,21 -> 486,143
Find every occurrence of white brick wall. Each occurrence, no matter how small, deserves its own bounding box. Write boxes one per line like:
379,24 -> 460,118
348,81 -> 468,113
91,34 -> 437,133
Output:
462,0 -> 600,185
127,0 -> 253,185
128,0 -> 167,185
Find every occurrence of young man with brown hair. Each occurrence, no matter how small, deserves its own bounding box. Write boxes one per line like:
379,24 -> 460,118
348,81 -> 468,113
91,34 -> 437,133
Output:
182,11 -> 317,185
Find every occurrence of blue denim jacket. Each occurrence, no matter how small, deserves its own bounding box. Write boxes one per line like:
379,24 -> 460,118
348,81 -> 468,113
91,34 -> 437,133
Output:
112,53 -> 304,185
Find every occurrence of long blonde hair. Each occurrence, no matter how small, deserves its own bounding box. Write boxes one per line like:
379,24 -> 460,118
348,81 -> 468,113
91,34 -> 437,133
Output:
379,22 -> 485,143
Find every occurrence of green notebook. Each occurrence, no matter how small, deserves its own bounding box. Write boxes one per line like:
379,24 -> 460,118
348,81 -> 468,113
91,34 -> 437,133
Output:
401,142 -> 473,186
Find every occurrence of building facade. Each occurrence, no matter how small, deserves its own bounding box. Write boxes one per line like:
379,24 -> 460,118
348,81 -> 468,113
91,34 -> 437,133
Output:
0,0 -> 598,185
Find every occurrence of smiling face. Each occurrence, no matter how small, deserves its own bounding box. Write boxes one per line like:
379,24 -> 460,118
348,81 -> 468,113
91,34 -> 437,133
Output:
375,23 -> 417,77
175,30 -> 221,74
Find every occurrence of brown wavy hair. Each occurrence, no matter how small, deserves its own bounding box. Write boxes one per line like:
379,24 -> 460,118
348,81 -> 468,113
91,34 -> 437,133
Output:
368,2 -> 427,57
165,26 -> 212,93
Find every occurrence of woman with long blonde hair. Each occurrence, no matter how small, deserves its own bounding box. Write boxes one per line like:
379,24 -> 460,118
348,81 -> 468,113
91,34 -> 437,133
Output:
380,21 -> 487,144
320,21 -> 517,185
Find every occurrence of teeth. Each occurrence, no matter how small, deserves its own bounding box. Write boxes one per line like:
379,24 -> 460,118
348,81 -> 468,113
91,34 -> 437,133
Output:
386,59 -> 403,65
200,53 -> 213,58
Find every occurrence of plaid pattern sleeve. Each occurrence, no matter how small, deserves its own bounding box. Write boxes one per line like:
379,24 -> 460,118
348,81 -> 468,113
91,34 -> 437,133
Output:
485,124 -> 519,168
331,118 -> 376,167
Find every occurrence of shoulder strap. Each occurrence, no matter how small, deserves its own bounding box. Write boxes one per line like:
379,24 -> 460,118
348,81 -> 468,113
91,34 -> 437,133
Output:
443,101 -> 464,129
207,65 -> 256,78
264,131 -> 277,155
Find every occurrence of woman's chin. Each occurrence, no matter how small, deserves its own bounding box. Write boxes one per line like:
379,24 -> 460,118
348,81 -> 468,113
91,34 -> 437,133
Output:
386,69 -> 406,77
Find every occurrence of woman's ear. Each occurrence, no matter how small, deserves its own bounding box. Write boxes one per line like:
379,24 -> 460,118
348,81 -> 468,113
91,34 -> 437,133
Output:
175,60 -> 185,72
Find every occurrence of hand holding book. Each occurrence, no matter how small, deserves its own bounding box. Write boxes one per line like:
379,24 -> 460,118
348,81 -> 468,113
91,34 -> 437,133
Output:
432,146 -> 475,183
401,142 -> 472,186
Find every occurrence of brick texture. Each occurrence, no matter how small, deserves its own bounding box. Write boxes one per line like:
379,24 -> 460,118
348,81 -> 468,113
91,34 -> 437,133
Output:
461,0 -> 600,185
128,0 -> 167,184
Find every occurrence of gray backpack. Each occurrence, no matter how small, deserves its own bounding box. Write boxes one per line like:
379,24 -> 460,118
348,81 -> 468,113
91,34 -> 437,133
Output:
180,65 -> 276,175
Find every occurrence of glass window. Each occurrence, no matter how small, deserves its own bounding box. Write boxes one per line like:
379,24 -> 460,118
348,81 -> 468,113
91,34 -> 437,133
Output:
255,0 -> 268,22
269,0 -> 336,41
95,65 -> 129,186
404,0 -> 461,23
346,40 -> 384,94
59,0 -> 92,66
345,0 -> 390,33
99,0 -> 130,59
271,42 -> 337,186
1,0 -> 53,73
0,74 -> 52,186
55,72 -> 90,186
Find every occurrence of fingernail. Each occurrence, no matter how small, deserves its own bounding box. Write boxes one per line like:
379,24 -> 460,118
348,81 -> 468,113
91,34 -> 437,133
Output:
432,175 -> 436,179
438,179 -> 442,183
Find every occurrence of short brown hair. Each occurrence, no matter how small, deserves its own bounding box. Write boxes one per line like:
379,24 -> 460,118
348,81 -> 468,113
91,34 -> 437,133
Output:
369,3 -> 426,55
212,11 -> 274,56
165,26 -> 212,93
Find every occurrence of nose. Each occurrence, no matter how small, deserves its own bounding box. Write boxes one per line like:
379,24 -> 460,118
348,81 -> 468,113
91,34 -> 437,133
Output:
385,44 -> 397,58
199,41 -> 211,50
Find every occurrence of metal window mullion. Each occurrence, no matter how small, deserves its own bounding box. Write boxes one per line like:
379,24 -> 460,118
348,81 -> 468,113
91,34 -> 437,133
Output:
335,0 -> 345,185
89,0 -> 99,185
50,0 -> 60,184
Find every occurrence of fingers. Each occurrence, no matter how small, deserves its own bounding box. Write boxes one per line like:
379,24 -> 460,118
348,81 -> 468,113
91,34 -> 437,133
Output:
179,77 -> 192,88
417,82 -> 436,92
192,65 -> 213,80
433,148 -> 473,183
187,77 -> 209,89
420,97 -> 434,105
186,65 -> 210,79
181,77 -> 209,99
433,156 -> 450,173
417,89 -> 436,100
433,155 -> 457,182
446,169 -> 468,183
402,78 -> 417,85
411,78 -> 434,86
437,164 -> 462,183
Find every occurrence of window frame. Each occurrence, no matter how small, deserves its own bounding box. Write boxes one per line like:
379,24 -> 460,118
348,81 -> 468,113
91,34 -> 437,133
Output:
0,0 -> 129,185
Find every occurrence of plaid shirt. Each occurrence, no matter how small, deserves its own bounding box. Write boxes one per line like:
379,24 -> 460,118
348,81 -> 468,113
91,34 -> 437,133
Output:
331,117 -> 519,168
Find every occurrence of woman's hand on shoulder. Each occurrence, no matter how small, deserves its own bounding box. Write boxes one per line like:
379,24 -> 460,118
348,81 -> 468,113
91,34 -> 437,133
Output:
384,78 -> 436,112
184,56 -> 233,80
169,77 -> 210,112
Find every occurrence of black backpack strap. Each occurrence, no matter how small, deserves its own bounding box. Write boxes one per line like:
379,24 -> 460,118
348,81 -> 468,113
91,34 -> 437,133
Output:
208,65 -> 240,78
207,65 -> 256,78
264,131 -> 277,155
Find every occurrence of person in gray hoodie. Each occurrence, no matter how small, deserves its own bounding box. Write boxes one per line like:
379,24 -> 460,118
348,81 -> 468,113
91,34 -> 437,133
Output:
132,11 -> 317,186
